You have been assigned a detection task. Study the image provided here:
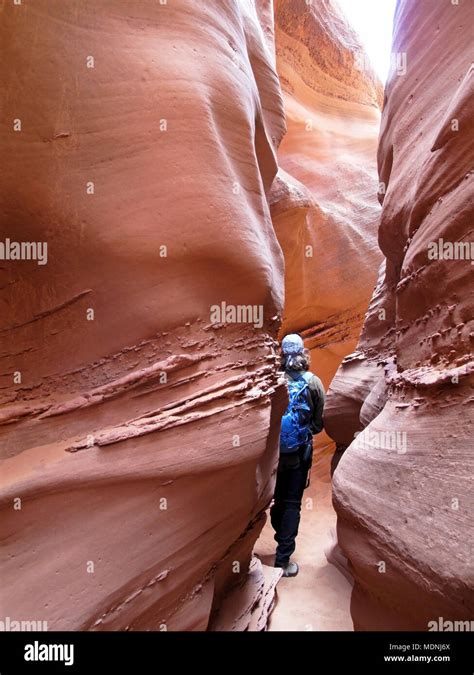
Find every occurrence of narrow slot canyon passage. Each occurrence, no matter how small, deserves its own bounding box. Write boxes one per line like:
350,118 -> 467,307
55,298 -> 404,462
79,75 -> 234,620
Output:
249,0 -> 383,632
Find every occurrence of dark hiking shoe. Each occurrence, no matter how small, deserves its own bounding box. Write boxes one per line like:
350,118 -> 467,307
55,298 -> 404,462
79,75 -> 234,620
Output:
275,560 -> 299,577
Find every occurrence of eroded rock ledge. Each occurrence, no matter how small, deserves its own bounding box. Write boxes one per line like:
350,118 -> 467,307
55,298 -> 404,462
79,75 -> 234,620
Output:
0,0 -> 287,631
326,0 -> 474,630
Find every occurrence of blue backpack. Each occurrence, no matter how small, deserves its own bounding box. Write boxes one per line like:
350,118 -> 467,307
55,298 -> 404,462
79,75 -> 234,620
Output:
280,372 -> 313,453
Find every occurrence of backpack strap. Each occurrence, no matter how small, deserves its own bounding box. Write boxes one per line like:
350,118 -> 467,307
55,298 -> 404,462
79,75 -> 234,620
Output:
286,372 -> 312,418
291,371 -> 316,415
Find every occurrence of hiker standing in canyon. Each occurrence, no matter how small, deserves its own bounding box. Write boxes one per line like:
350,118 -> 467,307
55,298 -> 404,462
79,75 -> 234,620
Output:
271,334 -> 325,577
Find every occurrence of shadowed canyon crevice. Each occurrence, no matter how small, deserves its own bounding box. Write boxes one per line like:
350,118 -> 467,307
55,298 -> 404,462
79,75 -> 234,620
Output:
1,0 -> 472,632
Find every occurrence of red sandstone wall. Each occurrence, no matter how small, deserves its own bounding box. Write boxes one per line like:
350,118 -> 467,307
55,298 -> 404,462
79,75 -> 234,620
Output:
0,0 -> 287,631
326,0 -> 474,629
270,0 -> 383,410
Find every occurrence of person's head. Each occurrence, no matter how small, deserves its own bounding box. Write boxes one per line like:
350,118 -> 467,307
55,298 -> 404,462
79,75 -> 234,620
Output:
280,333 -> 310,372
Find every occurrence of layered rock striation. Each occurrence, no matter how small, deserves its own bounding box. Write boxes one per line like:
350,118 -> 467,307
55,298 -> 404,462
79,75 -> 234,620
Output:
270,0 -> 383,402
0,0 -> 287,630
326,0 -> 474,629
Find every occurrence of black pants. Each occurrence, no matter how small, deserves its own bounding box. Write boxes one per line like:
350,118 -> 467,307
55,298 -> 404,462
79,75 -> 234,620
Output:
270,447 -> 310,566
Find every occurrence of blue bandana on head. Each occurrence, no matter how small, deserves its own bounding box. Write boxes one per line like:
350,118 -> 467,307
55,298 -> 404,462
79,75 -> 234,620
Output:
281,334 -> 304,355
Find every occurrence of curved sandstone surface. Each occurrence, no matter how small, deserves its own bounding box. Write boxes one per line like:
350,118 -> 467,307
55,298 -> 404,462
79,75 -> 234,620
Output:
0,0 -> 287,630
270,0 -> 383,404
327,0 -> 474,629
